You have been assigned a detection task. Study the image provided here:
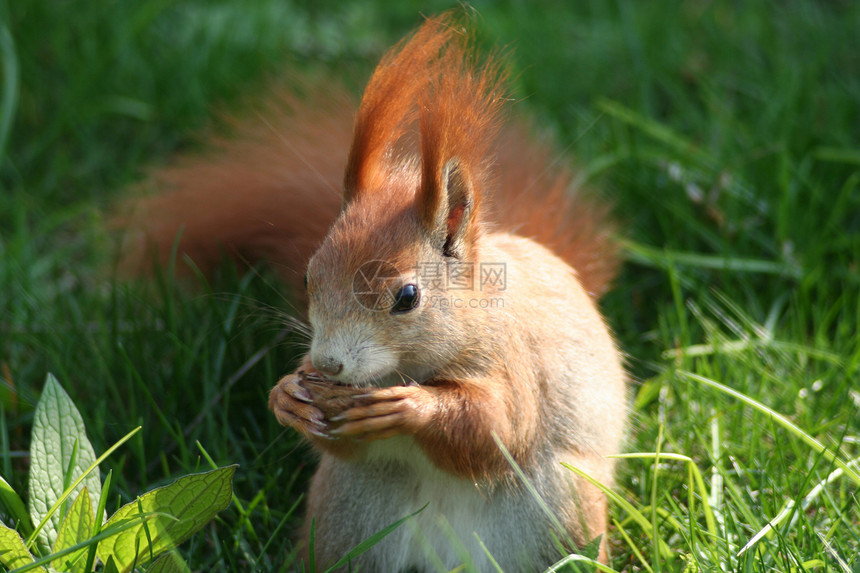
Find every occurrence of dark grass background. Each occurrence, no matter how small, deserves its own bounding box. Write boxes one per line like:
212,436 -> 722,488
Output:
2,1 -> 859,570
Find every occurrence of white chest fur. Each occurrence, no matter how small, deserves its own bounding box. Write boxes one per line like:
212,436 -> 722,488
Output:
317,437 -> 558,571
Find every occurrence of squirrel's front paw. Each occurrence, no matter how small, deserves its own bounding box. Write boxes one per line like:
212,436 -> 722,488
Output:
268,374 -> 330,439
301,375 -> 364,420
326,385 -> 439,441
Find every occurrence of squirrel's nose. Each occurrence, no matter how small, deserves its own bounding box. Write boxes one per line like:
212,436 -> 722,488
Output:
314,356 -> 343,377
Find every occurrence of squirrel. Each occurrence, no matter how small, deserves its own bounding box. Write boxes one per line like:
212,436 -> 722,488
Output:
119,12 -> 627,571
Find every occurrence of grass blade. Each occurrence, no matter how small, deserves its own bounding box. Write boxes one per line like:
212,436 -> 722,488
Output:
561,463 -> 671,559
0,20 -> 19,163
611,452 -> 717,538
0,475 -> 32,538
681,371 -> 860,486
737,458 -> 860,556
620,239 -> 802,278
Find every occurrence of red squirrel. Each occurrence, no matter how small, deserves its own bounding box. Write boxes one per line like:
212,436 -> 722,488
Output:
121,12 -> 627,571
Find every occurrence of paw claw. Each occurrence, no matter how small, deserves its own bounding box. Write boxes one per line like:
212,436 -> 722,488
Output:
293,385 -> 313,403
309,428 -> 335,440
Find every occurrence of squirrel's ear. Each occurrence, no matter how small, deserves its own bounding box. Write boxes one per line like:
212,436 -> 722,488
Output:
420,157 -> 477,259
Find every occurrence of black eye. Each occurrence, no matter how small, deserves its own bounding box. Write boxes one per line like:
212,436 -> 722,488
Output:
303,272 -> 309,290
391,284 -> 420,314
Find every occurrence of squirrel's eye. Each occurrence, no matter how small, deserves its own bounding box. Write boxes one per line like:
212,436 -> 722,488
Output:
391,283 -> 420,314
303,272 -> 309,290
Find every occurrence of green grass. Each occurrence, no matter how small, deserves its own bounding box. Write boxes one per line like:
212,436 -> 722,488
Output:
2,0 -> 859,570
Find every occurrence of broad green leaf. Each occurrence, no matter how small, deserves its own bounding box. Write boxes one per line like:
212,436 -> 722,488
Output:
0,523 -> 45,571
146,550 -> 192,573
27,374 -> 101,548
97,466 -> 236,572
50,487 -> 94,573
28,427 -> 139,553
0,475 -> 33,538
8,511 -> 166,573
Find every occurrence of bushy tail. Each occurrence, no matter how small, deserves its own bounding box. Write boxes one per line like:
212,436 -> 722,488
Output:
113,83 -> 352,290
116,15 -> 619,298
491,122 -> 619,298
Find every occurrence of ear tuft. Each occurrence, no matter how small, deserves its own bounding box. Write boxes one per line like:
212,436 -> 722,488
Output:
342,15 -> 455,203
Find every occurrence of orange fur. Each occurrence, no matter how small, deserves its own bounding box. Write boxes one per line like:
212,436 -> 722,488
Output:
344,17 -> 453,199
416,29 -> 504,239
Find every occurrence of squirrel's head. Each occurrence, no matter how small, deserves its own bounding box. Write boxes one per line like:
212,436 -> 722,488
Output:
303,13 -> 505,387
305,155 -> 487,387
